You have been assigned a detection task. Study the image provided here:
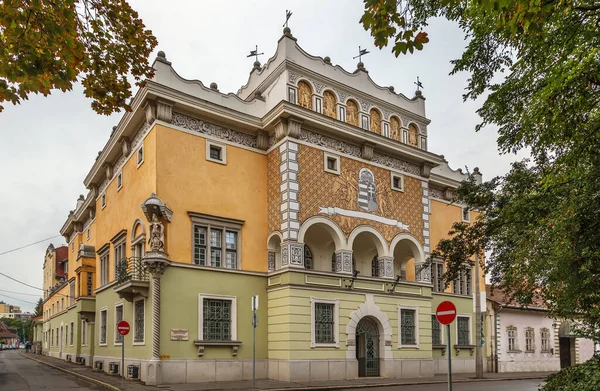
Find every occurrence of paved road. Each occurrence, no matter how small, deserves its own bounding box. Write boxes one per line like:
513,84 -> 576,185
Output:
341,379 -> 546,391
0,349 -> 104,390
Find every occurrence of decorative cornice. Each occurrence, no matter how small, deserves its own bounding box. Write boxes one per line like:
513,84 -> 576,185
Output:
372,152 -> 421,177
171,112 -> 257,149
299,129 -> 361,158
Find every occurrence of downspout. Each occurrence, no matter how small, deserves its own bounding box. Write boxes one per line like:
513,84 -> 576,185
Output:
494,303 -> 503,373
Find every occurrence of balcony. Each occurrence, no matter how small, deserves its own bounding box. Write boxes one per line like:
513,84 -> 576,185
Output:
113,257 -> 149,302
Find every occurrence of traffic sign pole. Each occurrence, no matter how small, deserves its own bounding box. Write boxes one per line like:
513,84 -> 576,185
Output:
116,320 -> 130,391
447,324 -> 452,391
252,295 -> 258,389
436,301 -> 456,391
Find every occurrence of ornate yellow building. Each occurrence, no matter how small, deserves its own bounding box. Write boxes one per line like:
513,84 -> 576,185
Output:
41,27 -> 487,385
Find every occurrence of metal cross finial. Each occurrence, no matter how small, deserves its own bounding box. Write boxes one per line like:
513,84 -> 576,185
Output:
353,46 -> 370,62
414,76 -> 424,91
283,10 -> 293,28
247,45 -> 264,62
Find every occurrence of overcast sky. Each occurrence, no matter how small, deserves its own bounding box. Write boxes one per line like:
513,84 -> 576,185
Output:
0,1 -> 523,312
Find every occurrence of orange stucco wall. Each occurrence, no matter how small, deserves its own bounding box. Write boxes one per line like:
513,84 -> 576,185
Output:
155,125 -> 268,272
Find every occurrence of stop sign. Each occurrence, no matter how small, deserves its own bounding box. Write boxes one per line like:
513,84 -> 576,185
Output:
117,320 -> 130,336
436,301 -> 457,325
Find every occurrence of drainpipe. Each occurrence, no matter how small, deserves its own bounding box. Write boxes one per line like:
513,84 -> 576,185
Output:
494,303 -> 503,373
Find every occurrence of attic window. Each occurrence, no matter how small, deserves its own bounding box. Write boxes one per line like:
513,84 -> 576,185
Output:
324,152 -> 340,175
206,141 -> 226,165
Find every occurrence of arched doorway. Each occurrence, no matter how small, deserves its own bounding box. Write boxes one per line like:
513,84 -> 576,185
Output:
559,322 -> 576,368
356,317 -> 380,377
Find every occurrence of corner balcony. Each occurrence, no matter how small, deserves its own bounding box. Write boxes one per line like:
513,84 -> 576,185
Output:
113,257 -> 149,302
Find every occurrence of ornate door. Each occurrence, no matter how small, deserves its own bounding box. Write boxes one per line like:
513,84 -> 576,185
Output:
356,317 -> 380,377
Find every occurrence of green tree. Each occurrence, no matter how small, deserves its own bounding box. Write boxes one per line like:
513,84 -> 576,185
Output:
361,0 -> 600,341
0,0 -> 158,114
33,298 -> 43,318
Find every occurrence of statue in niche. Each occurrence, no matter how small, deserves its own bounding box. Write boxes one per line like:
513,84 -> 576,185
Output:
390,117 -> 401,141
297,81 -> 313,110
408,124 -> 419,147
346,100 -> 359,126
148,214 -> 165,252
323,91 -> 337,119
370,109 -> 381,134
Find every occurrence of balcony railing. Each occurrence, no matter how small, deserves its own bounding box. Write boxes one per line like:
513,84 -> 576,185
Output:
116,257 -> 148,285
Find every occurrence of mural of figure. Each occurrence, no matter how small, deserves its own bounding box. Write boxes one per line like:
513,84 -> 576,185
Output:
323,91 -> 337,119
408,124 -> 419,147
297,81 -> 313,110
390,117 -> 401,142
346,100 -> 359,126
370,109 -> 381,134
357,168 -> 378,212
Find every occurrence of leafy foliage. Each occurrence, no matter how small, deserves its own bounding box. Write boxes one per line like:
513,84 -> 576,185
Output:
34,298 -> 43,318
0,0 -> 157,114
542,355 -> 600,391
0,318 -> 31,342
362,1 -> 600,340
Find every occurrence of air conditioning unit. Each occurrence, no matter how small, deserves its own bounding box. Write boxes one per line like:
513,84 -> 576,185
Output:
94,361 -> 103,371
109,362 -> 119,375
127,364 -> 140,380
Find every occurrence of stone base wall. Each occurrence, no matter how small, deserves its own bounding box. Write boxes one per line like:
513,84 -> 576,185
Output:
499,359 -> 560,373
434,357 -> 482,374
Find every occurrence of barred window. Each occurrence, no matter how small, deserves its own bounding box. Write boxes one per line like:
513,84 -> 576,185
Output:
400,308 -> 417,345
70,321 -> 74,345
304,245 -> 313,270
431,262 -> 444,292
56,327 -> 59,346
193,221 -> 240,270
314,303 -> 335,344
371,256 -> 379,277
115,305 -> 124,344
134,299 -> 145,343
541,328 -> 550,351
508,327 -> 517,351
525,327 -> 535,352
82,320 -> 87,345
87,272 -> 93,296
203,299 -> 231,341
457,316 -> 470,346
65,325 -> 68,346
100,310 -> 107,345
432,315 -> 442,345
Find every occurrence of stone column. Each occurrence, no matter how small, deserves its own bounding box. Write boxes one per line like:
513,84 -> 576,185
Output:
377,257 -> 394,279
267,251 -> 276,271
333,250 -> 353,274
281,242 -> 304,268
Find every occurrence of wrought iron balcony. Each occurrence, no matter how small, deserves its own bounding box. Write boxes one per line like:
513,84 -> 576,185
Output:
114,257 -> 149,302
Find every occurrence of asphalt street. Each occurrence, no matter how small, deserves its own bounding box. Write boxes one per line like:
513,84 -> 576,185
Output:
341,379 -> 546,391
0,349 -> 104,391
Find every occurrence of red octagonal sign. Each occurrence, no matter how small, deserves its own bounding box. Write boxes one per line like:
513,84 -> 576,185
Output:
436,301 -> 457,325
117,320 -> 130,336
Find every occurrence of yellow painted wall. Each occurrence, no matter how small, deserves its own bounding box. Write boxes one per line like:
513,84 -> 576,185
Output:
154,125 -> 268,272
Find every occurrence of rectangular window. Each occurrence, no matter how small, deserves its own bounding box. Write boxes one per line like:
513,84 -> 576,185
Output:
134,299 -> 145,343
314,303 -> 335,344
420,136 -> 427,150
206,141 -> 227,164
115,304 -> 124,344
210,145 -> 221,160
225,231 -> 237,269
315,96 -> 322,113
70,321 -> 74,345
431,262 -> 444,292
65,325 -> 68,346
432,315 -> 442,345
465,267 -> 472,296
56,328 -> 58,346
117,172 -> 123,190
402,129 -> 408,144
457,316 -> 471,346
383,122 -> 390,138
114,241 -> 126,282
525,328 -> 535,352
391,172 -> 404,192
69,281 -> 75,306
61,298 -> 64,311
86,229 -> 90,241
400,308 -> 417,345
137,146 -> 144,167
462,207 -> 470,222
100,250 -> 109,286
324,152 -> 340,175
541,328 -> 550,352
82,320 -> 87,346
288,87 -> 297,104
361,114 -> 369,130
100,309 -> 107,345
453,267 -> 472,296
51,329 -> 53,346
210,229 -> 222,267
101,193 -> 106,209
191,213 -> 243,269
339,106 -> 346,122
508,327 -> 517,351
87,272 -> 93,296
193,226 -> 207,265
202,299 -> 231,341
64,260 -> 68,273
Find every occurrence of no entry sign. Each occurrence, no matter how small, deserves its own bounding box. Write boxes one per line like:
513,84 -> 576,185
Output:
117,320 -> 130,336
436,301 -> 457,325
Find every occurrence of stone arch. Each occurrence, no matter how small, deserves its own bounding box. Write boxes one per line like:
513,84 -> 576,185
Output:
322,89 -> 338,119
348,226 -> 389,257
390,233 -> 425,281
345,294 -> 393,360
267,231 -> 283,270
298,216 -> 347,250
131,218 -> 146,242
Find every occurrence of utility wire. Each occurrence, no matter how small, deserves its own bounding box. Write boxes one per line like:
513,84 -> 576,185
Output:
0,272 -> 44,291
0,289 -> 43,297
0,234 -> 62,256
0,293 -> 38,306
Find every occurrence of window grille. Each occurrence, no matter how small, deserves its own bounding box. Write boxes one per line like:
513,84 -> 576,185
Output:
203,299 -> 231,341
134,300 -> 144,343
508,327 -> 517,351
87,272 -> 93,296
115,305 -> 124,343
432,315 -> 442,345
400,309 -> 416,345
541,328 -> 550,351
371,256 -> 379,277
314,303 -> 335,343
100,310 -> 107,344
304,245 -> 313,270
457,316 -> 470,345
525,328 -> 535,351
70,322 -> 74,345
82,320 -> 87,345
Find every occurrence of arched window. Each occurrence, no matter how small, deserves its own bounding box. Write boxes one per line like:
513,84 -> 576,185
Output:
390,116 -> 401,142
297,81 -> 313,110
323,91 -> 337,119
408,124 -> 419,147
346,100 -> 359,126
371,256 -> 379,277
304,245 -> 313,270
370,109 -> 381,134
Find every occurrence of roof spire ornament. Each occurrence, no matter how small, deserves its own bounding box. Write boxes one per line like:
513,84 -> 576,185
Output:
283,10 -> 292,28
353,46 -> 370,72
247,45 -> 264,63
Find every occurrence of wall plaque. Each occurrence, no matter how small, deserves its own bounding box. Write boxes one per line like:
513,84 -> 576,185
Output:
170,328 -> 189,341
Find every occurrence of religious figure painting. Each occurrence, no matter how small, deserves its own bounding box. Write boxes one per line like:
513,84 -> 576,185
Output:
323,91 -> 337,119
408,124 -> 419,147
346,100 -> 359,126
297,81 -> 313,110
390,117 -> 401,141
370,109 -> 381,134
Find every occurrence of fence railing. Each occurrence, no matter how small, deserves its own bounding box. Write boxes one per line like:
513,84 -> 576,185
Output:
116,257 -> 148,284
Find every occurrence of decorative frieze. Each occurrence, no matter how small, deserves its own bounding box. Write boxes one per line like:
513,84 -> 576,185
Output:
268,251 -> 276,271
172,112 -> 257,149
299,129 -> 362,158
429,186 -> 445,200
372,152 -> 421,176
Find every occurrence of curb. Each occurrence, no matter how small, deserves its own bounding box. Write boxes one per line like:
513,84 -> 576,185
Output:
20,352 -> 121,391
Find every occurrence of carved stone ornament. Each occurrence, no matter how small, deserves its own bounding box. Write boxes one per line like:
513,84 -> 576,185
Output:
141,193 -> 173,222
372,152 -> 421,176
335,90 -> 349,103
313,81 -> 326,94
274,118 -> 302,141
288,71 -> 300,84
362,143 -> 375,161
299,129 -> 361,158
148,214 -> 165,253
429,186 -> 445,200
172,112 -> 257,149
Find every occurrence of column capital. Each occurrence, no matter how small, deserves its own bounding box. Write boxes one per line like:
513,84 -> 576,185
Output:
143,251 -> 170,278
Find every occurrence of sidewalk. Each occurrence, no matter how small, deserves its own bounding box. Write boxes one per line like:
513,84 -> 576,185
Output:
21,352 -> 553,391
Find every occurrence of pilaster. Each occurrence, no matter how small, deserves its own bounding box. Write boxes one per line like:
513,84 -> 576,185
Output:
281,242 -> 304,268
377,256 -> 394,279
267,251 -> 276,271
416,180 -> 431,283
334,250 -> 353,275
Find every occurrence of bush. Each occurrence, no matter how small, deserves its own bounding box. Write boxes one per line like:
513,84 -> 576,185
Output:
542,355 -> 600,391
